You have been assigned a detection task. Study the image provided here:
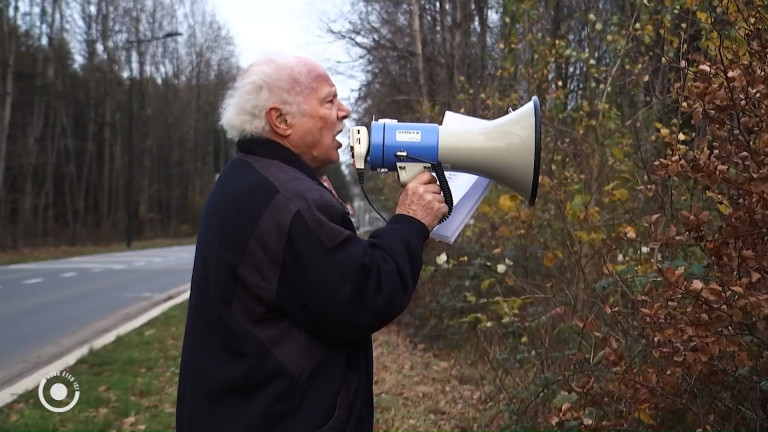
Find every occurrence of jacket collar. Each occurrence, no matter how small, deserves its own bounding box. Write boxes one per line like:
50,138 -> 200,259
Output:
236,136 -> 321,184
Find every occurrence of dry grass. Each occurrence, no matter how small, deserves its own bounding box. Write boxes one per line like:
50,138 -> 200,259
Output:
373,325 -> 504,431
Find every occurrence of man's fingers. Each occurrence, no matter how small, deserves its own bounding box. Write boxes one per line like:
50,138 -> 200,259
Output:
419,183 -> 442,195
394,170 -> 453,230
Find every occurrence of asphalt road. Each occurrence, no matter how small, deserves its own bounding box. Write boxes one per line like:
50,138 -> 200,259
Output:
0,245 -> 195,389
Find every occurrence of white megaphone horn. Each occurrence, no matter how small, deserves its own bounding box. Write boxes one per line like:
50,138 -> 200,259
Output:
350,96 -> 541,206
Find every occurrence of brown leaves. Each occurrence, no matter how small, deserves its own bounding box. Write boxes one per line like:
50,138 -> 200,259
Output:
120,415 -> 147,431
372,326 -> 490,430
648,28 -> 768,419
668,162 -> 680,176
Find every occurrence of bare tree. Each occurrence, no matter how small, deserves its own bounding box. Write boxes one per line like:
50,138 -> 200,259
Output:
0,0 -> 238,249
0,0 -> 19,237
328,0 -> 495,124
410,0 -> 429,120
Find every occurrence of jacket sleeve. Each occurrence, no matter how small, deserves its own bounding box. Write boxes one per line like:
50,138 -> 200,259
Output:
271,200 -> 430,346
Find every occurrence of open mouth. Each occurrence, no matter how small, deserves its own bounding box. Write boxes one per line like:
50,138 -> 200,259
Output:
334,128 -> 346,145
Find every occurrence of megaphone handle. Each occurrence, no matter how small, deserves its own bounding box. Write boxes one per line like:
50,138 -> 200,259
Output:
396,160 -> 454,224
396,162 -> 432,185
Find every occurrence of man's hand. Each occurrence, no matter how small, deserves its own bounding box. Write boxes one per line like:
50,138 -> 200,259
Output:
394,171 -> 449,231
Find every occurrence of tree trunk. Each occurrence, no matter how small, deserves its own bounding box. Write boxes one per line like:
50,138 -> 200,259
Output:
75,68 -> 96,241
410,0 -> 429,120
0,0 -> 19,244
17,0 -> 54,247
438,0 -> 453,108
473,0 -> 488,113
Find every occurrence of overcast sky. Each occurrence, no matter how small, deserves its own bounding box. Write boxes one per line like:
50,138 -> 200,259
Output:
208,0 -> 359,102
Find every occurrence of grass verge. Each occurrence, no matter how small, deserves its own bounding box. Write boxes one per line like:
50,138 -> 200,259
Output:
0,301 -> 492,431
0,237 -> 196,266
0,303 -> 186,431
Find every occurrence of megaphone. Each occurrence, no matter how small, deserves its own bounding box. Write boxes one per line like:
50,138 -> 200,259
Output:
350,96 -> 541,206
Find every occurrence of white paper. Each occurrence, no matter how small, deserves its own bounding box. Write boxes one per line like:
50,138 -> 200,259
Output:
430,112 -> 492,244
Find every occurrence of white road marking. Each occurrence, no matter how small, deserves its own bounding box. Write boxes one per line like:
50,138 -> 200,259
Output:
3,248 -> 193,274
123,293 -> 158,298
70,256 -> 160,261
7,263 -> 127,270
22,278 -> 44,285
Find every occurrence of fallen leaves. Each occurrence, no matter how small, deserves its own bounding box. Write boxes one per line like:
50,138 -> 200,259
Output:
373,325 -> 490,430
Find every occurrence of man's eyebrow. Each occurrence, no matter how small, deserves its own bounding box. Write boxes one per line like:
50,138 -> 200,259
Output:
323,88 -> 338,98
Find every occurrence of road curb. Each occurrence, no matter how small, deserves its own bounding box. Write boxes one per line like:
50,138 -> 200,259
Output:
0,283 -> 190,408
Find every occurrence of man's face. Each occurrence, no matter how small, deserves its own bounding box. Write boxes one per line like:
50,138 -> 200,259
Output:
289,68 -> 351,174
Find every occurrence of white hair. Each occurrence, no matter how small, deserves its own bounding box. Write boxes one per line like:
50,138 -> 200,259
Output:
219,53 -> 314,140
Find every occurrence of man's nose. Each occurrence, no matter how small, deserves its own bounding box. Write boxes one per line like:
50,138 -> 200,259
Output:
339,102 -> 351,120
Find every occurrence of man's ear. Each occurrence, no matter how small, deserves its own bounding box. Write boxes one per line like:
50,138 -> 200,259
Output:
266,107 -> 291,137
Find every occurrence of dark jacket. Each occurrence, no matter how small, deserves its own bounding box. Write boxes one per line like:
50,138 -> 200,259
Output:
176,137 -> 429,431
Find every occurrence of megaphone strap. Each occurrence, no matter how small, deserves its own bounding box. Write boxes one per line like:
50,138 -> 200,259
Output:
357,169 -> 390,224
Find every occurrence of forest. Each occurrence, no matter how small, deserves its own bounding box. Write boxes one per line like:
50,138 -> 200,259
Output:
332,0 -> 767,430
1,0 -> 767,430
0,0 -> 238,248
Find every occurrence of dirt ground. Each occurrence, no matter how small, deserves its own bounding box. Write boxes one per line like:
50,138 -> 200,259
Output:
372,325 -> 504,431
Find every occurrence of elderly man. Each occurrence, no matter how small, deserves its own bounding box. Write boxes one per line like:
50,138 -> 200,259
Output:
175,54 -> 448,431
